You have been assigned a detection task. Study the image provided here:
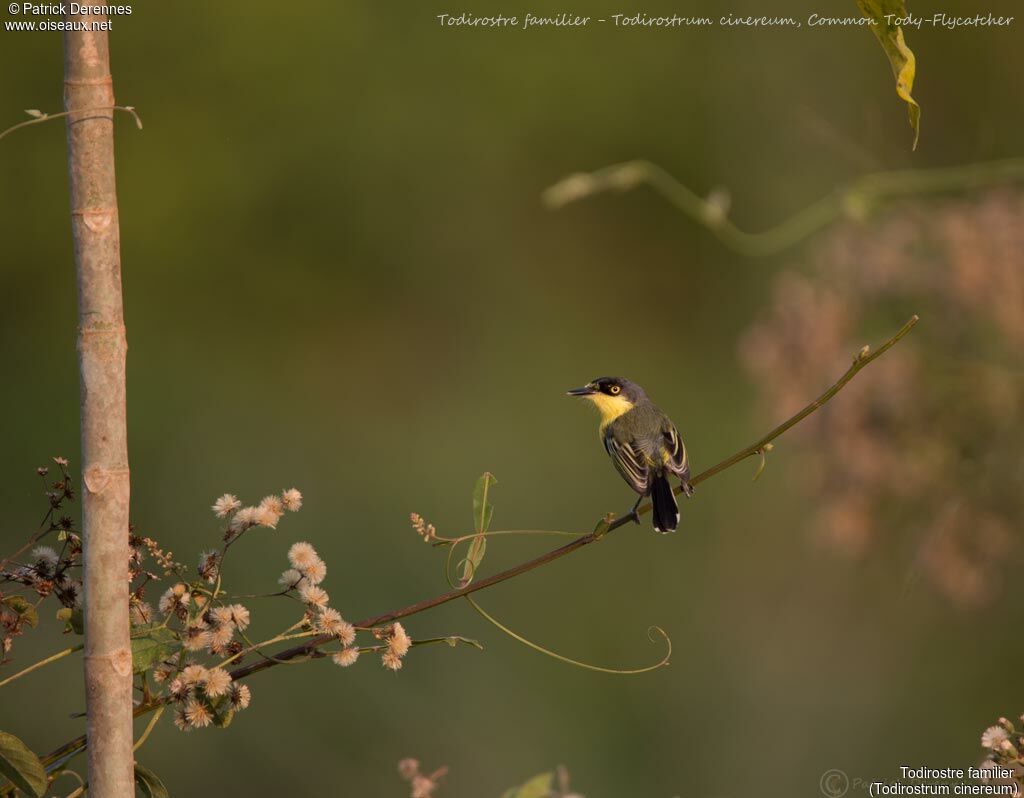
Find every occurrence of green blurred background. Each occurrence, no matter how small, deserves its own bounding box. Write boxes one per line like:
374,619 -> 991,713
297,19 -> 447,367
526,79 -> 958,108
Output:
2,0 -> 1023,795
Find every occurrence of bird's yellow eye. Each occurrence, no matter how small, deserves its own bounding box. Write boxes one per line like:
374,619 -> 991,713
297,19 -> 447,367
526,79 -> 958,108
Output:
609,385 -> 621,395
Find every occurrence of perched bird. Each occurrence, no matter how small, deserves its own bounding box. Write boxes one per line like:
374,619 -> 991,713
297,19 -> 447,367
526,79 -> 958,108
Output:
567,377 -> 692,533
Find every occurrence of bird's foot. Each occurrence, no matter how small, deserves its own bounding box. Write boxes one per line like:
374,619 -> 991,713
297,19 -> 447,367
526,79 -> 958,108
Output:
681,480 -> 694,498
627,496 -> 644,525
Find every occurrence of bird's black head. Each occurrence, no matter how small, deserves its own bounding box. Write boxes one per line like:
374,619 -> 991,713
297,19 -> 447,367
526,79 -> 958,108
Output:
566,376 -> 646,403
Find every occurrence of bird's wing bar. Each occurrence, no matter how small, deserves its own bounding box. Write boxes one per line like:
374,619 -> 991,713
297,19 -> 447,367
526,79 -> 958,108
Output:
603,434 -> 650,493
663,422 -> 690,480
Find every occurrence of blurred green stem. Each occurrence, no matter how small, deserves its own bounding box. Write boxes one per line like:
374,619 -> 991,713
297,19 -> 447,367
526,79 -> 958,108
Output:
132,706 -> 164,752
543,159 -> 1024,256
0,643 -> 83,689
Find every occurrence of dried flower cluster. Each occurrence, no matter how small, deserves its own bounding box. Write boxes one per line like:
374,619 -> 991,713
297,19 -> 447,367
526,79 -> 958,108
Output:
396,760 -> 585,798
410,512 -> 439,544
2,460 -> 91,655
216,488 -> 302,541
273,539 -> 414,671
977,716 -> 1024,791
740,190 -> 1024,607
167,661 -> 251,731
1,460 -> 81,658
147,488 -> 306,730
279,540 -> 356,654
373,621 -> 412,671
1,459 -> 171,657
3,472 -> 425,748
397,758 -> 448,798
150,580 -> 254,733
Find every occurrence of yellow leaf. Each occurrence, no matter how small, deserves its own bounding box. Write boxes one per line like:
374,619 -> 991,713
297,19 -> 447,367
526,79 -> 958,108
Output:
857,0 -> 921,149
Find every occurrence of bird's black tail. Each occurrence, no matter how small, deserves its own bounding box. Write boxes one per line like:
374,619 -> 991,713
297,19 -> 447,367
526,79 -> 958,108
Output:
650,473 -> 679,534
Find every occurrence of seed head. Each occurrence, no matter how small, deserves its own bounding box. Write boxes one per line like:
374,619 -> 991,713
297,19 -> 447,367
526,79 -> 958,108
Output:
281,488 -> 303,512
333,647 -> 360,667
212,494 -> 241,518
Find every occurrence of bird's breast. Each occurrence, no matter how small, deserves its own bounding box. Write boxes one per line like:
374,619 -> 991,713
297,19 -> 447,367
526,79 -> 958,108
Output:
592,394 -> 636,432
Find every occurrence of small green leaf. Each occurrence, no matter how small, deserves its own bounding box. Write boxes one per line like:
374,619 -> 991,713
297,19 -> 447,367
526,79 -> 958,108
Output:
56,607 -> 84,635
856,0 -> 921,148
461,472 -> 497,587
459,537 -> 486,587
502,772 -> 553,798
444,635 -> 484,650
134,763 -> 170,798
0,731 -> 47,797
753,443 -> 775,482
130,624 -> 180,674
210,696 -> 234,728
593,513 -> 613,537
2,596 -> 38,629
752,455 -> 767,482
472,471 -> 497,535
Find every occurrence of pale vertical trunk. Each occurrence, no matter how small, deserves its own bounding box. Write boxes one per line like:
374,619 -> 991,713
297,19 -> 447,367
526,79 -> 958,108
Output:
63,14 -> 134,798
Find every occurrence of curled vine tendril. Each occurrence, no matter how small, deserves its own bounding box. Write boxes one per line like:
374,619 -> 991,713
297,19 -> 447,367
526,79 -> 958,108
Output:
467,595 -> 672,675
442,530 -> 582,590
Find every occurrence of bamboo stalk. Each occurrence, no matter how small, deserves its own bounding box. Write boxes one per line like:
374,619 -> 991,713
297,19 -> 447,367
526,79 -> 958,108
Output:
63,13 -> 134,798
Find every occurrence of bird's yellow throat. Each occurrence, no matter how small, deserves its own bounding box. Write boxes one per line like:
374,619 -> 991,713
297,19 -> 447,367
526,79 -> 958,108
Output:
586,393 -> 635,430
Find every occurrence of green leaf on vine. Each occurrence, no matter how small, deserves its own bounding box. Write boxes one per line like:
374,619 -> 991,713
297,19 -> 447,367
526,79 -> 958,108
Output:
134,763 -> 170,798
130,624 -> 180,674
0,731 -> 47,797
501,771 -> 553,798
443,635 -> 484,649
857,0 -> 921,148
211,696 -> 235,728
56,606 -> 84,635
2,595 -> 39,629
461,472 -> 496,587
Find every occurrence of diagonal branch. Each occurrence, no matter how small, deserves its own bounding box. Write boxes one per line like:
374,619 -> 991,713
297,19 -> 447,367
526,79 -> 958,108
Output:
38,315 -> 919,772
229,314 -> 919,681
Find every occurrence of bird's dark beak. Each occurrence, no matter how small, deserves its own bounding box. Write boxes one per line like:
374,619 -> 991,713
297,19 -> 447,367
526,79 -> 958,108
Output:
566,385 -> 597,397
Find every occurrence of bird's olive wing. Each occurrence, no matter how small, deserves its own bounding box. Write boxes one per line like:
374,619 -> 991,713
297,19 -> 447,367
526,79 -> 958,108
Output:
603,433 -> 650,493
662,422 -> 690,479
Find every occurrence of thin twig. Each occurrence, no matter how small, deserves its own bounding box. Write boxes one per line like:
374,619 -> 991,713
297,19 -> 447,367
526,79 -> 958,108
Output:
543,158 -> 1024,256
685,315 -> 919,486
41,697 -> 159,773
0,106 -> 142,144
0,482 -> 67,572
0,643 -> 83,689
48,768 -> 85,796
132,705 -> 164,753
